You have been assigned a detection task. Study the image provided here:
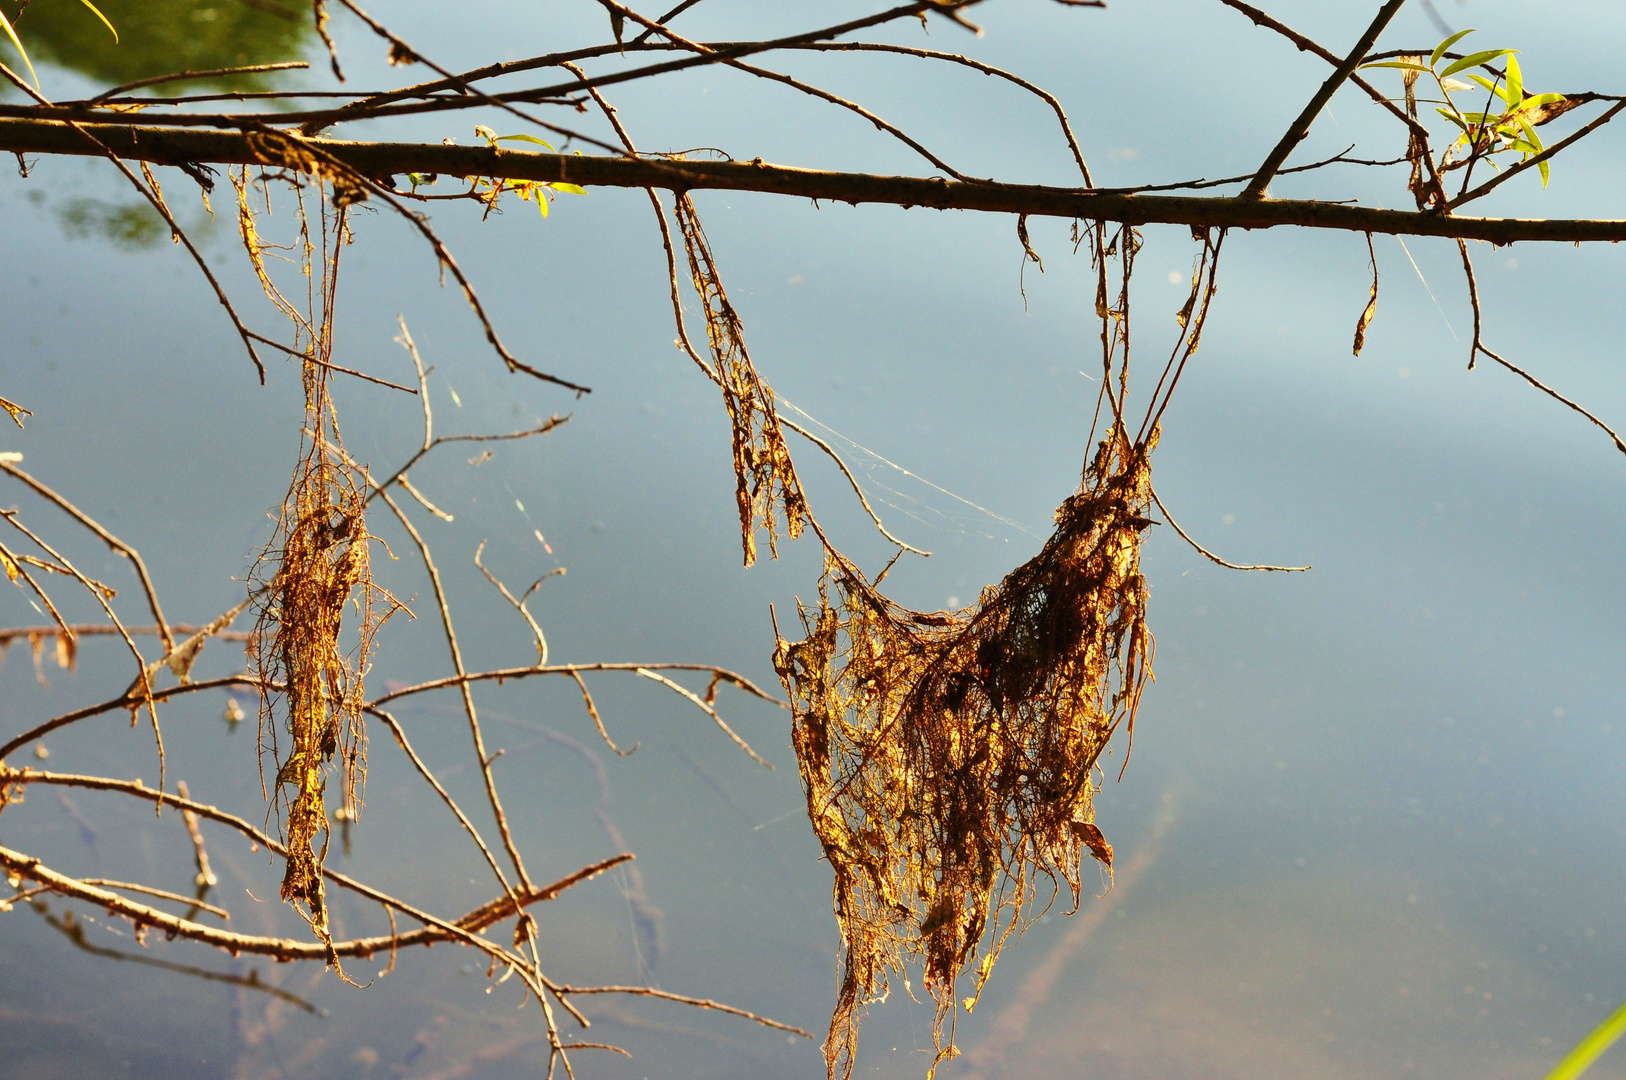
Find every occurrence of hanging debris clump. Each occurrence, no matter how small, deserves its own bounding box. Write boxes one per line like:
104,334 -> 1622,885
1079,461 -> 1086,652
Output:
775,416 -> 1156,1078
773,222 -> 1227,1079
246,187 -> 396,956
672,194 -> 806,565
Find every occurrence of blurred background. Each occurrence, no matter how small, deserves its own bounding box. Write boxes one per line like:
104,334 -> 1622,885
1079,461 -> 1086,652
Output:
1,2 -> 1623,1077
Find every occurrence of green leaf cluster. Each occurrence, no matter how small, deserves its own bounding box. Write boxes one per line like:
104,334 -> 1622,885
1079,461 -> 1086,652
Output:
463,126 -> 587,218
1361,28 -> 1566,187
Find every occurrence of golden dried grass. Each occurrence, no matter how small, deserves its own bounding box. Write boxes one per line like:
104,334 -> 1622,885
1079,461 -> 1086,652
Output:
775,417 -> 1156,1080
244,182 -> 398,955
672,194 -> 806,565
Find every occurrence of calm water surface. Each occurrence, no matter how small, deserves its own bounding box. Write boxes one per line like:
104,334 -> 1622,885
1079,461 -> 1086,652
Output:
2,2 -> 1624,1078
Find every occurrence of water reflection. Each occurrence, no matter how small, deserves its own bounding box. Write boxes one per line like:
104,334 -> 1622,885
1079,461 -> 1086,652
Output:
3,2 -> 1626,1078
4,0 -> 309,91
56,195 -> 165,248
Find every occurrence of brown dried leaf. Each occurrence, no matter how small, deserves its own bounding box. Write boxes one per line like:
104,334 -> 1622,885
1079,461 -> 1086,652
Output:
1354,233 -> 1379,357
53,632 -> 76,674
1070,820 -> 1113,869
28,632 -> 48,689
0,395 -> 29,429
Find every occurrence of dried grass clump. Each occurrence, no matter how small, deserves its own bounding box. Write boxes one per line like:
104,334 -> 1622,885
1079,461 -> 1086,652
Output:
774,420 -> 1158,1080
245,188 -> 396,953
672,194 -> 806,565
250,409 -> 381,946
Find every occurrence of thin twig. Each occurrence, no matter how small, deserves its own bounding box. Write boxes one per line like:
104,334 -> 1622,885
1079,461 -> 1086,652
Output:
1456,241 -> 1626,455
369,661 -> 788,709
1242,0 -> 1411,198
0,460 -> 176,652
0,840 -> 583,961
173,780 -> 219,891
0,64 -> 270,384
569,669 -> 637,757
78,878 -> 230,920
557,984 -> 814,1038
635,667 -> 772,769
364,704 -> 518,896
1149,487 -> 1310,572
0,676 -> 263,766
777,415 -> 929,556
474,540 -> 559,664
84,62 -> 311,105
0,624 -> 250,647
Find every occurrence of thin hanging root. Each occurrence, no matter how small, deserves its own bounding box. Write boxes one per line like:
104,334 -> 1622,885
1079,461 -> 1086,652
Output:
247,190 -> 400,959
1150,487 -> 1310,573
775,419 -> 1157,1080
671,194 -> 806,565
1457,239 -> 1626,455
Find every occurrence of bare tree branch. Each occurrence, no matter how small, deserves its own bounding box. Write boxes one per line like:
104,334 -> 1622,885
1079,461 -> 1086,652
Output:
2,122 -> 1620,243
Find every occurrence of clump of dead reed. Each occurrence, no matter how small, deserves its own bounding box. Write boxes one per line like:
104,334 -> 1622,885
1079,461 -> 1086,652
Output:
776,417 -> 1156,1080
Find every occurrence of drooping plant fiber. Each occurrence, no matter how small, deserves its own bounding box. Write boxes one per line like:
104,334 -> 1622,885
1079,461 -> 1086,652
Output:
672,193 -> 805,565
246,189 -> 392,953
775,419 -> 1156,1080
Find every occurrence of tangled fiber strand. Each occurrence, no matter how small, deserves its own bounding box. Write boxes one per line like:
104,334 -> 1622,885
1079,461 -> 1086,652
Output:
773,222 -> 1230,1079
775,417 -> 1156,1079
246,187 -> 398,956
672,193 -> 806,565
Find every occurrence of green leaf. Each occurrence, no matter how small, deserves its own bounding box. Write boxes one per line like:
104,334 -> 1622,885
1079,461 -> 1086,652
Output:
496,134 -> 556,150
551,182 -> 587,195
1360,60 -> 1433,72
1466,73 -> 1509,102
1503,52 -> 1523,108
1538,158 -> 1551,186
1435,106 -> 1469,130
1520,93 -> 1567,109
1545,997 -> 1626,1080
1431,28 -> 1477,68
77,0 -> 119,43
1517,115 -> 1543,153
536,190 -> 548,218
1441,49 -> 1515,79
0,10 -> 39,89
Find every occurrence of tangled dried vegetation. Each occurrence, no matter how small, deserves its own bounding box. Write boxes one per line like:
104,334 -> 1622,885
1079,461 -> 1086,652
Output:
774,421 -> 1154,1077
659,202 -> 1224,1076
243,190 -> 398,956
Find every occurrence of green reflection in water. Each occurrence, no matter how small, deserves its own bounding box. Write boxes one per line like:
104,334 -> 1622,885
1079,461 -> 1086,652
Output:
2,0 -> 310,91
56,196 -> 160,248
53,194 -> 221,250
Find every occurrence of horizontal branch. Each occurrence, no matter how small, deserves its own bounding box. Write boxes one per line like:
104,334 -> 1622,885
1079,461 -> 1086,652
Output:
369,661 -> 788,708
0,623 -> 252,646
0,838 -> 630,961
1,119 -> 1620,243
0,675 -> 265,765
